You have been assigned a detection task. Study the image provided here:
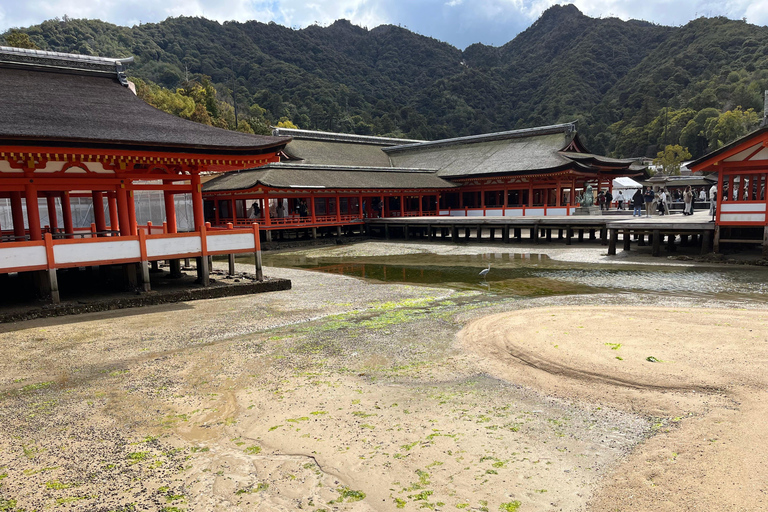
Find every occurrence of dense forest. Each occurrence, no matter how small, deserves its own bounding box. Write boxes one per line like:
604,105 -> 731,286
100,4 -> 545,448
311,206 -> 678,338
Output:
4,4 -> 768,159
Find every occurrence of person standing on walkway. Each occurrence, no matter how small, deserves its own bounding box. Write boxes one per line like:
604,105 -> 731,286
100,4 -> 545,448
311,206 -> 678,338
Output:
709,183 -> 718,219
644,187 -> 655,217
597,191 -> 606,210
683,185 -> 694,215
632,189 -> 644,217
605,190 -> 613,210
617,190 -> 625,210
658,188 -> 668,215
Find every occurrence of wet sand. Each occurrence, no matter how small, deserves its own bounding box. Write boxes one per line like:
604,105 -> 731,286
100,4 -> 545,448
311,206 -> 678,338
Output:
1,241 -> 766,511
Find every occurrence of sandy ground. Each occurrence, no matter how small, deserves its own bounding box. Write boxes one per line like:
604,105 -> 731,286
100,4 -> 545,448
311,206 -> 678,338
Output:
0,241 -> 767,511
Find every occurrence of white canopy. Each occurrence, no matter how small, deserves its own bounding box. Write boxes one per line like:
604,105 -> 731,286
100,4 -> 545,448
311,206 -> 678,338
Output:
612,177 -> 643,189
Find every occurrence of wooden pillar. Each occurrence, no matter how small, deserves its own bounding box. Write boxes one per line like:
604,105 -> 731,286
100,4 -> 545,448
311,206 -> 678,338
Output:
92,191 -> 107,236
418,194 -> 423,216
310,195 -> 316,223
127,190 -> 137,236
608,229 -> 618,255
335,194 -> 341,223
25,183 -> 42,241
763,226 -> 768,258
190,173 -> 205,231
566,227 -> 573,245
10,191 -> 26,239
46,194 -> 59,233
231,194 -> 238,225
253,224 -> 263,281
61,192 -> 74,239
652,229 -> 661,256
399,195 -> 405,218
116,186 -> 131,236
531,224 -> 539,243
713,226 -> 720,254
163,190 -> 177,233
623,231 -> 631,251
108,193 -> 118,233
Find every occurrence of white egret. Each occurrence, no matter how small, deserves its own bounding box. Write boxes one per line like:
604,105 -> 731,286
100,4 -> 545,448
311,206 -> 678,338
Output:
479,263 -> 491,278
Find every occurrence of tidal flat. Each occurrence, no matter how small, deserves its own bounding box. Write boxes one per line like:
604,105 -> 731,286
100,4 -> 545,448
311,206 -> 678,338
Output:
1,241 -> 767,511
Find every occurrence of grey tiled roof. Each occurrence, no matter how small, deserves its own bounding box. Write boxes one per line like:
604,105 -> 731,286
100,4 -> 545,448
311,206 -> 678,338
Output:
282,139 -> 395,167
388,131 -> 576,178
273,127 -> 423,146
203,163 -> 455,192
0,49 -> 289,154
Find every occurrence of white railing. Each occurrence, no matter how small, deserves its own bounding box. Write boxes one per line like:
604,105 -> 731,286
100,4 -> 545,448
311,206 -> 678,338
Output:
438,206 -> 577,217
719,202 -> 768,224
0,224 -> 262,274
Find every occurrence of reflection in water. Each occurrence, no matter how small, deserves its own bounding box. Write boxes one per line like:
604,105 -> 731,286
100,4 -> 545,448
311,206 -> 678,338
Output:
253,252 -> 768,303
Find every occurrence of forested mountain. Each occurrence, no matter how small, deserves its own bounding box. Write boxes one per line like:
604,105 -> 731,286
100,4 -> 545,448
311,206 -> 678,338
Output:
4,5 -> 768,159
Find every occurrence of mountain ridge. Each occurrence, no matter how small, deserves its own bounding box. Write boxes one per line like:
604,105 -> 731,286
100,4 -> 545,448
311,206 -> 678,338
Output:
4,5 -> 768,158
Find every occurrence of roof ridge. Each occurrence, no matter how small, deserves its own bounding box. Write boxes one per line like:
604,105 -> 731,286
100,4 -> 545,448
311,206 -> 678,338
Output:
383,122 -> 577,154
272,127 -> 424,146
0,46 -> 133,66
254,162 -> 440,173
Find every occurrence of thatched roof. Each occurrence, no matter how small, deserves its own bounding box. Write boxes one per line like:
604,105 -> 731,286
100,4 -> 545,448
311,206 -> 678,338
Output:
203,163 -> 455,192
0,47 -> 289,155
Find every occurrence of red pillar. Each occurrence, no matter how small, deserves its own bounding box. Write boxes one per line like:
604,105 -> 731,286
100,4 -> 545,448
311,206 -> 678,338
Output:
46,194 -> 59,232
61,192 -> 74,239
108,193 -> 118,233
190,173 -> 205,231
399,195 -> 405,217
127,190 -> 137,236
231,194 -> 238,224
116,186 -> 131,236
163,190 -> 177,233
358,194 -> 364,218
10,191 -> 25,239
92,191 -> 107,236
335,194 -> 341,222
419,194 -> 423,216
310,195 -> 316,223
25,183 -> 42,241
263,193 -> 272,226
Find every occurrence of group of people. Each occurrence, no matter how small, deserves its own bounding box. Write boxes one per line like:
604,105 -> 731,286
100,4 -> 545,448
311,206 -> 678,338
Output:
247,199 -> 310,219
624,185 -> 702,217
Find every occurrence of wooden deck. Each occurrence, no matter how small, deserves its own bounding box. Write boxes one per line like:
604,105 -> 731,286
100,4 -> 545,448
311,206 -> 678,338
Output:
364,211 -> 761,257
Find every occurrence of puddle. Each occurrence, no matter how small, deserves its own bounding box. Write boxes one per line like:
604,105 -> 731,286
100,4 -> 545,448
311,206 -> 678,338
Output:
246,252 -> 768,304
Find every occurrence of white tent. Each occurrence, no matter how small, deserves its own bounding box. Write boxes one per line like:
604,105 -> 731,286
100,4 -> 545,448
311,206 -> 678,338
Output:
611,177 -> 643,207
612,177 -> 643,190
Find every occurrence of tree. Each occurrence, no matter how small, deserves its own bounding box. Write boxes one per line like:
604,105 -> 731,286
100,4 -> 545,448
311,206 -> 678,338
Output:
4,30 -> 38,49
704,107 -> 760,150
653,144 -> 691,175
276,117 -> 298,129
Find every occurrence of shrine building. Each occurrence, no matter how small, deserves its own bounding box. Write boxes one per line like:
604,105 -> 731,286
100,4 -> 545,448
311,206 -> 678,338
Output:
0,46 -> 289,302
690,124 -> 768,254
201,125 -> 644,236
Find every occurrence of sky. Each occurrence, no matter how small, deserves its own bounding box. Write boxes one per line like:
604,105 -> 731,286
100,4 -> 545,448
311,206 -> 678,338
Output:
1,0 -> 768,49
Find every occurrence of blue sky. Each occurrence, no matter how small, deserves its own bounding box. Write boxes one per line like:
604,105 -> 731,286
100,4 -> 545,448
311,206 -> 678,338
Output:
1,0 -> 767,49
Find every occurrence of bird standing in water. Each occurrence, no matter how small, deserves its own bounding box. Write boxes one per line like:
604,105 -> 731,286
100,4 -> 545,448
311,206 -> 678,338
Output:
479,263 -> 491,278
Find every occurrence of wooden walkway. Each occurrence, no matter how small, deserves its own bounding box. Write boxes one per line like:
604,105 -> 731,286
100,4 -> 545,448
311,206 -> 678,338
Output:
364,211 -> 745,257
